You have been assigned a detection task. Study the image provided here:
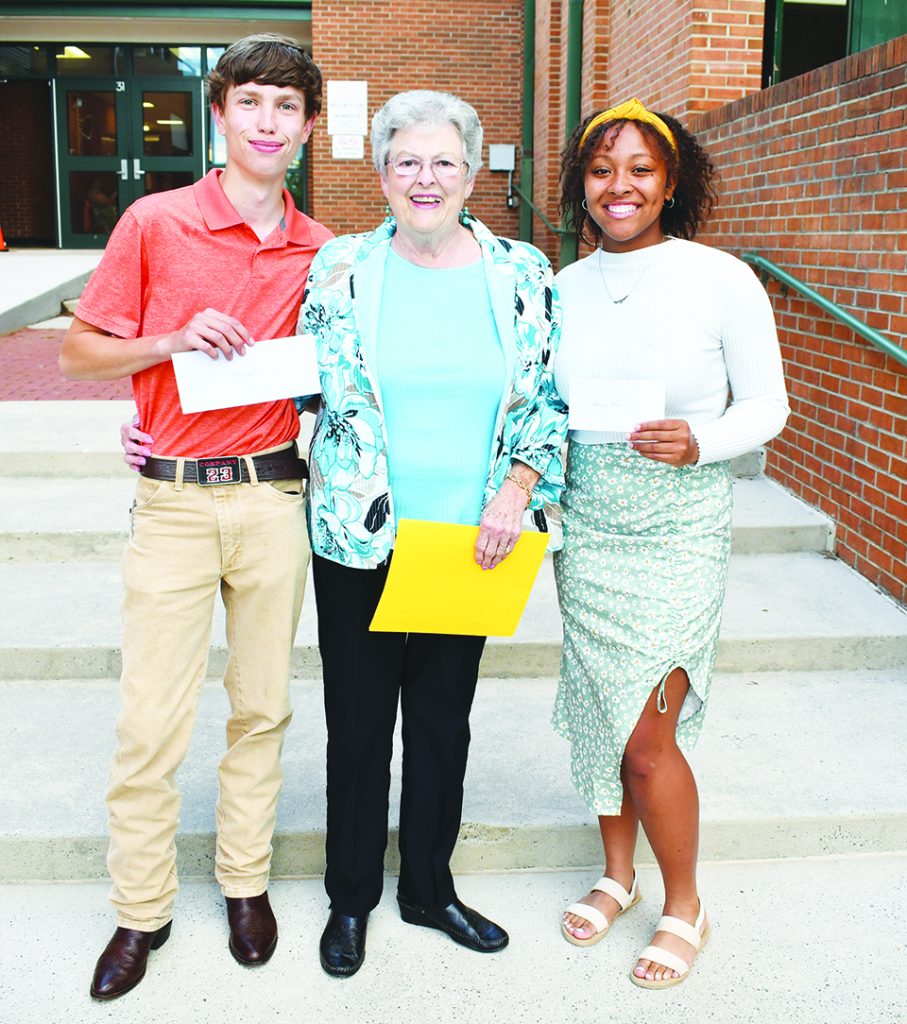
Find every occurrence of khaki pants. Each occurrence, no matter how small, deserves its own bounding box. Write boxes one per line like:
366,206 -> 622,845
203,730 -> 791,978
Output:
107,465 -> 308,930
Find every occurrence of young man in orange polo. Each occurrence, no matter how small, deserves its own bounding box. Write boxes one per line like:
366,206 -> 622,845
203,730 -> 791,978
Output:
60,34 -> 332,1000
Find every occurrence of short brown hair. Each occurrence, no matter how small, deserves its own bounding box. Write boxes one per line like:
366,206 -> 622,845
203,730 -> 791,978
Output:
207,33 -> 322,117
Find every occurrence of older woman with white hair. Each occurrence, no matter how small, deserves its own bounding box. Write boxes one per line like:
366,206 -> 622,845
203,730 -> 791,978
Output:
302,89 -> 567,976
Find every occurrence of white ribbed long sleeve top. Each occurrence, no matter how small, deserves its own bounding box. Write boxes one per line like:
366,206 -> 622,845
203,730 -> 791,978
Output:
553,238 -> 790,465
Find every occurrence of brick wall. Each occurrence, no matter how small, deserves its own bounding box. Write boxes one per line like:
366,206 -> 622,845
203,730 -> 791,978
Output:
532,0 -> 566,256
525,0 -> 766,257
693,35 -> 907,604
579,0 -> 764,121
606,0 -> 696,115
581,0 -> 611,114
311,0 -> 524,240
0,81 -> 55,243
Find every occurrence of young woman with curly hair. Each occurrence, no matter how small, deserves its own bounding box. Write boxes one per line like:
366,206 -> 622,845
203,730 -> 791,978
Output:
552,99 -> 789,988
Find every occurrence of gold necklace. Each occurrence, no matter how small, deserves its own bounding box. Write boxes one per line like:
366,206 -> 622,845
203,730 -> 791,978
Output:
597,238 -> 670,305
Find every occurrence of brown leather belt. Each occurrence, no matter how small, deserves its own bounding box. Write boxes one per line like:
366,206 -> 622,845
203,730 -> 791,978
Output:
139,443 -> 308,486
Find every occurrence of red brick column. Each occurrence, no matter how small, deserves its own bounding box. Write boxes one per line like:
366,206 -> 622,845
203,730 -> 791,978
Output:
311,0 -> 524,240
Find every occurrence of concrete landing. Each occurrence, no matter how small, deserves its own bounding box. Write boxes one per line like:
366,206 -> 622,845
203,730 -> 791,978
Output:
0,857 -> 904,1024
0,400 -> 136,476
0,250 -> 101,336
1,549 -> 904,681
2,670 -> 905,881
0,475 -> 835,562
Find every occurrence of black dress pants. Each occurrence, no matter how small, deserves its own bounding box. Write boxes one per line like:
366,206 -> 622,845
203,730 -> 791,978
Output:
313,553 -> 486,917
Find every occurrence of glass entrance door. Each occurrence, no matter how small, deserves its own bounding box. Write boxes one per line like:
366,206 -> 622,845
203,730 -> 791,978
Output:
134,78 -> 202,200
56,74 -> 203,247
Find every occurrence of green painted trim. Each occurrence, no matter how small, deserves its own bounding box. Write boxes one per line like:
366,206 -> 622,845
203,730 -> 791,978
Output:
772,0 -> 784,85
1,0 -> 310,7
559,0 -> 582,267
848,0 -> 861,52
0,3 -> 311,19
743,252 -> 907,370
519,0 -> 535,243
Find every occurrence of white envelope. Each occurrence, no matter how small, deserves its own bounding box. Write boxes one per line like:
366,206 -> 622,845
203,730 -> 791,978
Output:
172,336 -> 321,415
568,377 -> 665,432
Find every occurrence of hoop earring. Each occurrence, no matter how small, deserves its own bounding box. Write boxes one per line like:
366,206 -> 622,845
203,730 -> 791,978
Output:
582,199 -> 589,211
663,195 -> 675,209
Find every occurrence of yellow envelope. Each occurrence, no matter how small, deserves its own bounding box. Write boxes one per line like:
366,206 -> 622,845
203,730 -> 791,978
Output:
369,519 -> 549,637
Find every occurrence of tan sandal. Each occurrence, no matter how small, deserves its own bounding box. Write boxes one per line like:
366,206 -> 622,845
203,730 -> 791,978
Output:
630,900 -> 708,988
561,872 -> 641,947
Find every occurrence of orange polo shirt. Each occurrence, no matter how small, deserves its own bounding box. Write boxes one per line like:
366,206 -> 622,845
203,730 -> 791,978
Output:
76,169 -> 333,457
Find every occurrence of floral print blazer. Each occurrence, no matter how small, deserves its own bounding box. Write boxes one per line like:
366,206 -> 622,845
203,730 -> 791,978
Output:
298,214 -> 567,570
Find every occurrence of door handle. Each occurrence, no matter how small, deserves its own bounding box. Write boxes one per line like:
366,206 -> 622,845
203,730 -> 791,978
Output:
118,159 -> 129,181
133,159 -> 146,180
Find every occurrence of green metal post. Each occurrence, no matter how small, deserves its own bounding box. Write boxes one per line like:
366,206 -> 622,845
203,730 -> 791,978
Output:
559,0 -> 583,267
519,0 -> 536,243
772,0 -> 785,85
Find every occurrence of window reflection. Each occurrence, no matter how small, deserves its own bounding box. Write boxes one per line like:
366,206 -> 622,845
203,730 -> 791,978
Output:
209,112 -> 227,167
143,91 -> 193,156
66,90 -> 117,156
55,44 -> 124,76
70,171 -> 119,234
134,46 -> 202,77
0,45 -> 48,77
206,47 -> 226,72
144,170 -> 195,196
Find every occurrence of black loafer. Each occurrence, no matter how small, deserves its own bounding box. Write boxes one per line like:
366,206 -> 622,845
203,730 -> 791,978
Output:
226,893 -> 278,966
397,895 -> 508,953
90,921 -> 172,1000
319,910 -> 368,977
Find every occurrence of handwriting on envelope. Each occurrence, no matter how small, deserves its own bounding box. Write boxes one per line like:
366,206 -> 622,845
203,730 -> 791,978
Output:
172,336 -> 321,415
568,378 -> 665,432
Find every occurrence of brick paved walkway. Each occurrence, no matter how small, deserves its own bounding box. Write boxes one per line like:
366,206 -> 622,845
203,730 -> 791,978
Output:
0,328 -> 132,401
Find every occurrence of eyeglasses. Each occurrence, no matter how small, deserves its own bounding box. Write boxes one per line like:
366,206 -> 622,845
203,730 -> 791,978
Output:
386,154 -> 468,179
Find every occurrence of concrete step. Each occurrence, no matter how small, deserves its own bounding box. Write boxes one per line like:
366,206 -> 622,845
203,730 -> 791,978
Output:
2,669 -> 905,884
0,401 -> 793,493
27,314 -> 74,331
0,550 -> 903,682
0,475 -> 834,563
728,476 -> 834,554
0,400 -> 316,478
2,856 -> 904,1023
0,400 -> 137,477
0,251 -> 100,336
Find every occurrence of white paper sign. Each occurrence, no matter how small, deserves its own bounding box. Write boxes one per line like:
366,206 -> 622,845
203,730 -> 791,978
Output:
327,80 -> 368,135
568,378 -> 665,432
172,336 -> 321,415
331,134 -> 365,159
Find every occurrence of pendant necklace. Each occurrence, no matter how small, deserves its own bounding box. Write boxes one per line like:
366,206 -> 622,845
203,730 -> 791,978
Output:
597,237 -> 670,305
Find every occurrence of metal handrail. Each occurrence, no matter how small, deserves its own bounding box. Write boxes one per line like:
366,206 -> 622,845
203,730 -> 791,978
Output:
742,252 -> 907,369
508,184 -> 571,236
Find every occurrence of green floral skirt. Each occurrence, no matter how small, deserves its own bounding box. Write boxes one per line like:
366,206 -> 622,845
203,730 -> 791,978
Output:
552,442 -> 732,815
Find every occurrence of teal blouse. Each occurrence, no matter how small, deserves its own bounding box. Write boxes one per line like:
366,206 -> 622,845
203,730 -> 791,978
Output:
376,249 -> 505,526
300,214 -> 568,569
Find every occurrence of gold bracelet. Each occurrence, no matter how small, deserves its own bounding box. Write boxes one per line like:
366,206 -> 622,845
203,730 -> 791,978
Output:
505,471 -> 533,505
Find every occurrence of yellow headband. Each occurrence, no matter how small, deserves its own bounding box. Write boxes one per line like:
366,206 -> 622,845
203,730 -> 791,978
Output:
579,97 -> 677,153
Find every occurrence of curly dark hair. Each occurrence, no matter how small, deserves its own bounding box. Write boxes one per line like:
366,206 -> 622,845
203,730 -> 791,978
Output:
559,110 -> 717,247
